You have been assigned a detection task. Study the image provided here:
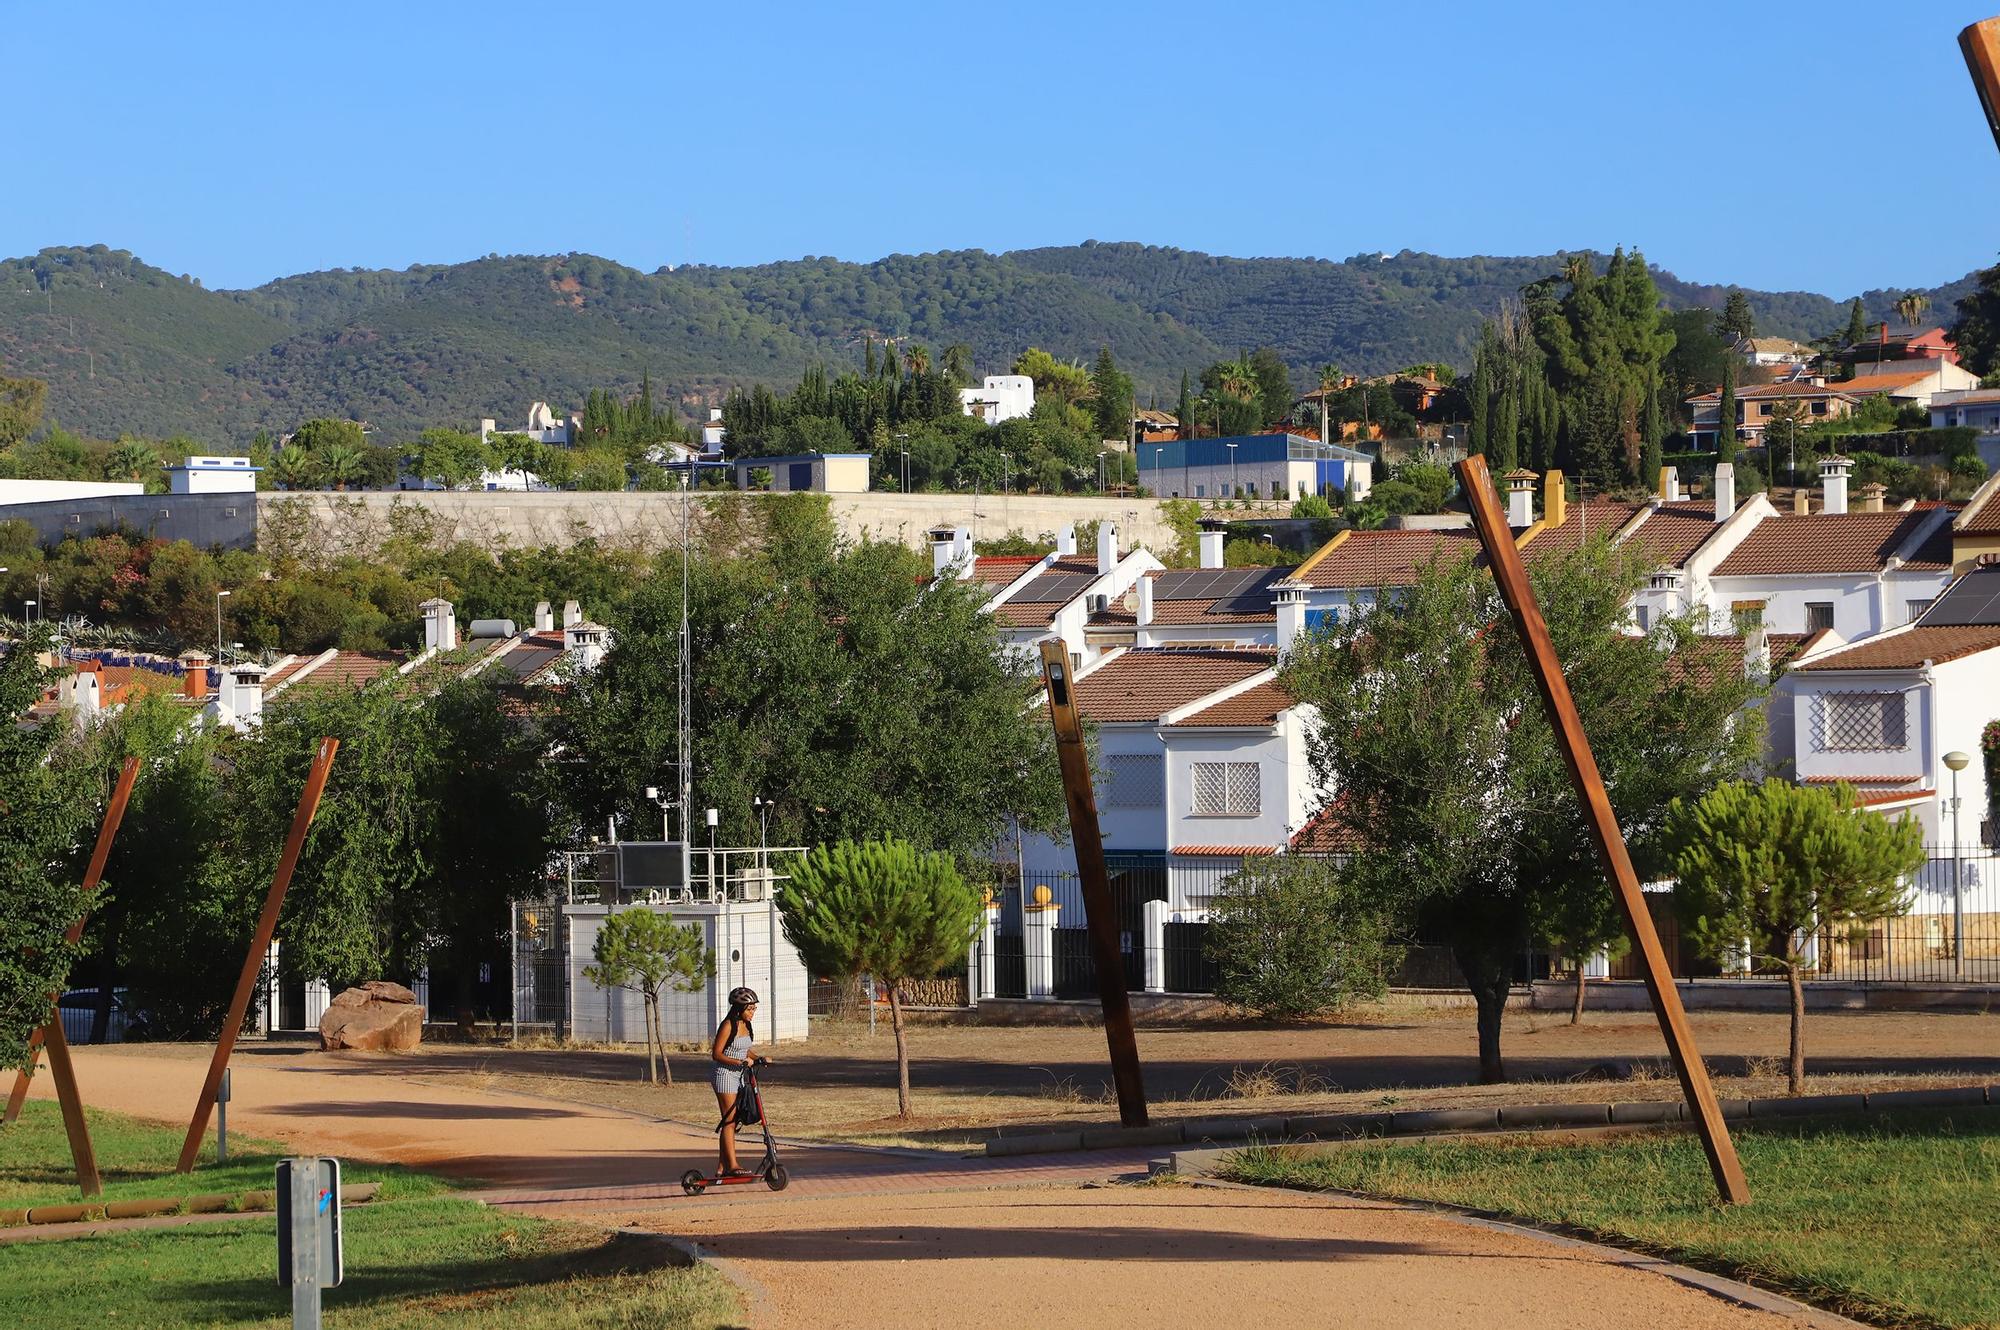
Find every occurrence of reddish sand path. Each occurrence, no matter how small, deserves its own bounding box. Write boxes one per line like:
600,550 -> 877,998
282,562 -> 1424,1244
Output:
33,1045 -> 1845,1328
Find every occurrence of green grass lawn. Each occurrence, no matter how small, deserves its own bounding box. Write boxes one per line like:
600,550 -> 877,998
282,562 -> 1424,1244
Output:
1,1103 -> 741,1328
1226,1108 -> 2000,1330
0,1102 -> 442,1209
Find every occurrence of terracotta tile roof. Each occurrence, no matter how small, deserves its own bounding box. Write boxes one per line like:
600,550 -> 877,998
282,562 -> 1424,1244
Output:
1291,528 -> 1481,588
1793,625 -> 2000,671
1856,788 -> 1935,808
1767,631 -> 1820,670
970,555 -> 1043,587
1713,510 -> 1937,576
1290,801 -> 1365,855
1901,517 -> 1954,570
261,654 -> 316,688
1801,774 -> 1922,785
1169,680 -> 1294,727
1626,503 -> 1720,568
1171,845 -> 1277,856
991,599 -> 1067,628
1522,500 -> 1646,555
1838,372 -> 1931,397
283,650 -> 402,688
1959,484 -> 2000,536
1068,648 -> 1275,723
1688,382 -> 1855,402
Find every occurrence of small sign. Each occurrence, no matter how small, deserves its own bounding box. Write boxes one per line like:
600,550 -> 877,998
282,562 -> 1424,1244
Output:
276,1157 -> 343,1290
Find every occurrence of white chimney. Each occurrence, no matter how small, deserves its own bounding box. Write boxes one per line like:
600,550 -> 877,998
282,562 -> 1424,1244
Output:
1505,468 -> 1536,528
1713,464 -> 1735,523
1056,525 -> 1077,557
58,667 -> 102,722
421,598 -> 459,652
1275,585 -> 1309,657
1820,455 -> 1852,515
533,600 -> 554,633
226,664 -> 266,730
562,599 -> 582,629
929,526 -> 973,578
565,620 -> 609,670
1199,529 -> 1225,569
1096,522 -> 1119,576
708,407 -> 723,423
1137,574 -> 1156,626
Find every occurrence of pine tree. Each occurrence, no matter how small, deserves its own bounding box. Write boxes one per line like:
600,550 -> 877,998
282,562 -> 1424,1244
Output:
1716,288 -> 1755,342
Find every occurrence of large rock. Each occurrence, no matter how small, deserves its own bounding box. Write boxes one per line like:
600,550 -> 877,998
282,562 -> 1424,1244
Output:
319,981 -> 425,1051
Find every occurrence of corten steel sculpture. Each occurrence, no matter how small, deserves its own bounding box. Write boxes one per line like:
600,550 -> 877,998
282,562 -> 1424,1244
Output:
3,756 -> 142,1197
1458,454 -> 1749,1204
177,737 -> 338,1173
1961,19 -> 2000,154
1038,640 -> 1149,1127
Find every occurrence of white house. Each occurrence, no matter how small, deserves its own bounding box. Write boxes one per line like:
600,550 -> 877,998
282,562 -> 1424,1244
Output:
480,401 -> 579,448
1734,335 -> 1815,368
700,408 -> 727,455
959,374 -> 1035,425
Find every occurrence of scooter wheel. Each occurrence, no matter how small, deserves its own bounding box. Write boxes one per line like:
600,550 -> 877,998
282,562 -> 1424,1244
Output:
681,1169 -> 706,1196
765,1164 -> 790,1191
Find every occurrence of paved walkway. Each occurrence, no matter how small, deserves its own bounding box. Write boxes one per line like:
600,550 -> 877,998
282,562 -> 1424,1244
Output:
35,1046 -> 1840,1328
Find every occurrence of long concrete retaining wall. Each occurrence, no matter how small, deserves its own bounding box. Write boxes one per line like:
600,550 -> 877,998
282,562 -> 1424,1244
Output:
256,490 -> 1184,556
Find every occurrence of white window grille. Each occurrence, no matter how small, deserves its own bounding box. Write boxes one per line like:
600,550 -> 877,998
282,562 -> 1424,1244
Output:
1804,602 -> 1835,634
1815,691 -> 1908,752
1104,754 -> 1163,808
1191,761 -> 1260,815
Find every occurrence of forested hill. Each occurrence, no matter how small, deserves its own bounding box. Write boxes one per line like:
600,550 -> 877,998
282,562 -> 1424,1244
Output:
1,241 -> 1976,445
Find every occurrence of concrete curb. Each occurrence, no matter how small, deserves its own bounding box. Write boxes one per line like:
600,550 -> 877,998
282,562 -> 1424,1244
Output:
1180,1177 -> 1865,1327
983,1083 -> 1998,1158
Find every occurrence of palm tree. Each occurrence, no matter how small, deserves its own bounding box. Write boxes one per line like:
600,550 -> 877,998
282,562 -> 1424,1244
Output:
269,444 -> 316,490
902,344 -> 931,379
104,439 -> 162,482
1894,291 -> 1931,330
318,443 -> 366,491
940,343 -> 973,388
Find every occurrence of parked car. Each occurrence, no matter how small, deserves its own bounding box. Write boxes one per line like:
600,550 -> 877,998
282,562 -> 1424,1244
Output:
56,988 -> 147,1044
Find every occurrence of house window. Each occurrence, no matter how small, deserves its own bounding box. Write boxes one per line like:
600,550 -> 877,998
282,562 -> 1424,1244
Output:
1811,401 -> 1827,415
1804,602 -> 1835,634
1731,603 -> 1765,635
1759,403 -> 1773,416
1908,599 -> 1933,624
1816,692 -> 1908,752
1635,604 -> 1652,631
1195,484 -> 1206,498
1104,755 -> 1163,808
1191,761 -> 1260,816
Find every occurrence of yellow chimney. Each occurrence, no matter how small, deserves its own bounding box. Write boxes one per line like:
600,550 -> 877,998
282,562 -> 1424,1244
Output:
1793,488 -> 1810,515
1543,470 -> 1566,529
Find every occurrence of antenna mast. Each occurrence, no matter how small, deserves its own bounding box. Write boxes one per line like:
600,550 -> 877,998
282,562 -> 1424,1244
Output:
678,468 -> 694,890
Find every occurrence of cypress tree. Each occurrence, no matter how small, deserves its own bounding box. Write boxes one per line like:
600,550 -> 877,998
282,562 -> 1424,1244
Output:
865,337 -> 878,377
1493,376 -> 1520,475
1717,356 -> 1738,463
1844,297 -> 1867,347
1176,371 -> 1194,438
1640,377 -> 1663,491
1469,332 -> 1493,456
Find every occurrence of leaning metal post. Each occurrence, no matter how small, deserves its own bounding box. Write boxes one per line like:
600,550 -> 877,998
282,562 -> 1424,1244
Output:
6,756 -> 142,1131
1038,640 -> 1149,1127
1457,454 -> 1749,1205
178,737 -> 338,1173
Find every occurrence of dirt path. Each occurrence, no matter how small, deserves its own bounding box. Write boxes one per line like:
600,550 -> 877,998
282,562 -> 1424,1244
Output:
633,1187 -> 1828,1330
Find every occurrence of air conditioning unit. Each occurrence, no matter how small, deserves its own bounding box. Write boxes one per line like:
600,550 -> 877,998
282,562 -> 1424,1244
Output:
737,866 -> 774,902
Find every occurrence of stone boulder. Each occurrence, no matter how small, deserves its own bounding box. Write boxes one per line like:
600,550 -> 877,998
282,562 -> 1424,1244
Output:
319,981 -> 425,1052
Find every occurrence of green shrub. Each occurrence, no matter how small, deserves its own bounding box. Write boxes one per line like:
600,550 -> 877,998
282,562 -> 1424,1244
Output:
1205,856 -> 1398,1020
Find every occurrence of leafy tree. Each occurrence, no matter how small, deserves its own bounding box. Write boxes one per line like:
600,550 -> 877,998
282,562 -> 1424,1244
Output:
0,376 -> 48,448
1290,493 -> 1335,520
583,908 -> 709,1085
289,418 -> 367,455
406,428 -> 492,490
1666,780 -> 1924,1094
1013,347 -> 1091,404
1715,288 -> 1755,341
1659,308 -> 1731,431
1282,538 -> 1762,1081
778,837 -> 981,1116
1206,856 -> 1397,1019
0,628 -> 102,1070
1248,346 -> 1292,427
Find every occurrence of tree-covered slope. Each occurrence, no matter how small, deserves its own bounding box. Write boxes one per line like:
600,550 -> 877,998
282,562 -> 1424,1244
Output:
1,241 -> 1976,446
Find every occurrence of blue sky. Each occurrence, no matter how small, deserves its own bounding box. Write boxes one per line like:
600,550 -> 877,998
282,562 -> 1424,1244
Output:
13,1 -> 2000,296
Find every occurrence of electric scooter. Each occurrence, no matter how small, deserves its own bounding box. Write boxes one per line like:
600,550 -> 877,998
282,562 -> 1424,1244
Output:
681,1058 -> 790,1194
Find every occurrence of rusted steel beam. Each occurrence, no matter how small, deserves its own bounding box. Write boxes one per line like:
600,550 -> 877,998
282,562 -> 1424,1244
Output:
1961,19 -> 2000,155
1038,641 -> 1148,1127
40,1018 -> 100,1196
5,754 -> 141,1131
1457,454 -> 1750,1205
177,737 -> 338,1173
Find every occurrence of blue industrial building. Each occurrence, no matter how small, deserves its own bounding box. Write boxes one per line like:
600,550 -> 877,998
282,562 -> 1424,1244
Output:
1134,433 -> 1374,501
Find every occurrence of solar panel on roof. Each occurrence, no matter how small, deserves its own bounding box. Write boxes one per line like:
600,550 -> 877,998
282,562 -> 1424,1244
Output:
1917,565 -> 2000,627
1015,573 -> 1095,603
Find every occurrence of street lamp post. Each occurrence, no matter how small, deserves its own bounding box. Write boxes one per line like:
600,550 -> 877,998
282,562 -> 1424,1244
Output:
1153,446 -> 1166,498
215,589 -> 231,667
1226,442 -> 1239,500
1097,451 -> 1107,495
1945,750 -> 1970,978
1000,452 -> 1011,496
900,449 -> 909,495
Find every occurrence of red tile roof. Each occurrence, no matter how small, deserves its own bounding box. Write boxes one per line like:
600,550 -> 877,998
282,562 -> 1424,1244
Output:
1793,625 -> 2000,671
1171,845 -> 1278,856
991,600 -> 1068,628
1521,499 -> 1646,555
1169,680 -> 1294,727
1068,648 -> 1274,723
1291,528 -> 1481,589
1290,802 -> 1365,855
1625,503 -> 1721,568
970,555 -> 1042,587
1713,510 -> 1939,576
1855,788 -> 1935,808
1838,372 -> 1931,397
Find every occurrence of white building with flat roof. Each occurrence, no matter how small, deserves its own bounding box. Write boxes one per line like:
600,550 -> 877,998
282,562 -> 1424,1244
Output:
165,455 -> 260,494
960,375 -> 1035,425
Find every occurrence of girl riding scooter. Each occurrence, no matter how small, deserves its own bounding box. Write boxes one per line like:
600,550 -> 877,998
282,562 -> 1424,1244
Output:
711,986 -> 769,1178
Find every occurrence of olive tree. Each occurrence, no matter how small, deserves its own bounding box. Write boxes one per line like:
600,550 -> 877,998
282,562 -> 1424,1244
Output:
583,908 -> 709,1085
1667,779 -> 1924,1095
1205,855 -> 1398,1020
778,837 -> 981,1117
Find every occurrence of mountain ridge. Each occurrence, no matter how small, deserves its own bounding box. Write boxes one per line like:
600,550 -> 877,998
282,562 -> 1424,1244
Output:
0,241 -> 1976,445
